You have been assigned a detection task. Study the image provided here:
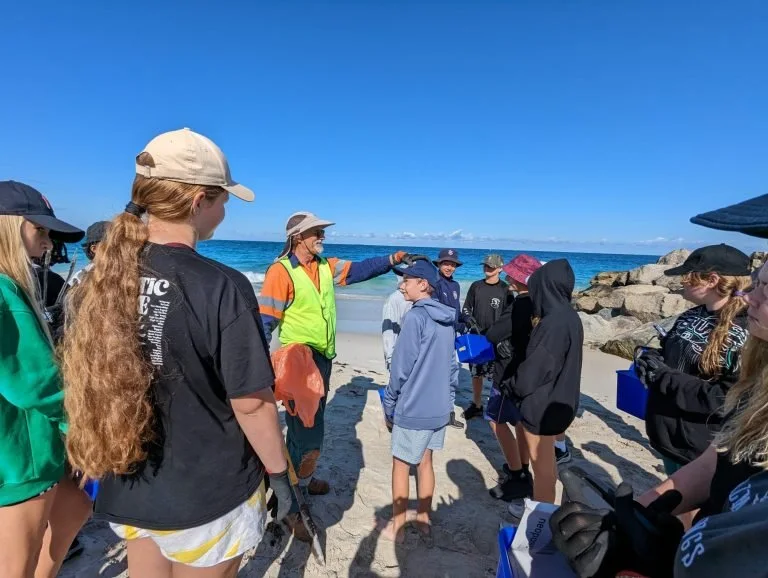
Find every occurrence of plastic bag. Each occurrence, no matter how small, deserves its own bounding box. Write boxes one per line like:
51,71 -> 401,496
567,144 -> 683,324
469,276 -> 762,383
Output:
272,344 -> 325,428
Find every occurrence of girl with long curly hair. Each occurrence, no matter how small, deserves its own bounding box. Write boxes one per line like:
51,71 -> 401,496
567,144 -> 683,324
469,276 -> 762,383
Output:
0,181 -> 91,578
61,129 -> 291,578
636,244 -> 752,475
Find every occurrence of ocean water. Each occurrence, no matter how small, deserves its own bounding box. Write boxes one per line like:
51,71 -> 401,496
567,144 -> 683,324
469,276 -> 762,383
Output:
184,240 -> 658,298
58,240 -> 659,298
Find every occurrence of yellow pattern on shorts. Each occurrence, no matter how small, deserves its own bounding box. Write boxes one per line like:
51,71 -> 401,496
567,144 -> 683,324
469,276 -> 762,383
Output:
110,482 -> 266,568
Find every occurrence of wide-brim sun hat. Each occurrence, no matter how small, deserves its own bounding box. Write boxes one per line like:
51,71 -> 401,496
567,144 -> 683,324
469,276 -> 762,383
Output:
690,193 -> 768,239
0,180 -> 85,243
276,211 -> 336,260
502,254 -> 543,286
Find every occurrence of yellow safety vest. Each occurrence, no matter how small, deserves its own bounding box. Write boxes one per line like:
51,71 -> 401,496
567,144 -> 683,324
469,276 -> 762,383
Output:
278,257 -> 337,359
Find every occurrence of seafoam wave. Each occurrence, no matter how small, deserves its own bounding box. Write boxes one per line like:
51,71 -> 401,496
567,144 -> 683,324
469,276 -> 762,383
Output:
243,271 -> 266,284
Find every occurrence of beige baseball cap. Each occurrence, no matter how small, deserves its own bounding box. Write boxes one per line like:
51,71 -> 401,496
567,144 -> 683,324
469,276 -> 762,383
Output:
135,128 -> 254,201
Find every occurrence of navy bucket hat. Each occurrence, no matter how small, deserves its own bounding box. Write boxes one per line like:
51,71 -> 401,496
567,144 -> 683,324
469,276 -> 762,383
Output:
432,248 -> 463,267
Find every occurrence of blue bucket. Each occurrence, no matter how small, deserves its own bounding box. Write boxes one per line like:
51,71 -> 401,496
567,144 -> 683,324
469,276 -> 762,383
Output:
616,365 -> 648,420
497,525 -> 518,578
455,334 -> 495,364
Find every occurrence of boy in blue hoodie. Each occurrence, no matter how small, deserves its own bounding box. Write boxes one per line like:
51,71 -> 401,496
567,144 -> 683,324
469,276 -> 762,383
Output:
380,259 -> 455,543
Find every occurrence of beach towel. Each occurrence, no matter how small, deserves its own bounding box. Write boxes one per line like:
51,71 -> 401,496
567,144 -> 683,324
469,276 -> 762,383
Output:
272,344 -> 325,428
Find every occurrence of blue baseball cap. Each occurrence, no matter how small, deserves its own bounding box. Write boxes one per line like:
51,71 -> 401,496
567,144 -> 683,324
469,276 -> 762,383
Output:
0,180 -> 84,243
393,260 -> 440,289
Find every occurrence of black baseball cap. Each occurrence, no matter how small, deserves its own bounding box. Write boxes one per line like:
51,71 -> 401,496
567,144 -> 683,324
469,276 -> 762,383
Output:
432,248 -> 463,267
690,193 -> 768,239
664,244 -> 751,277
0,180 -> 84,243
83,221 -> 110,247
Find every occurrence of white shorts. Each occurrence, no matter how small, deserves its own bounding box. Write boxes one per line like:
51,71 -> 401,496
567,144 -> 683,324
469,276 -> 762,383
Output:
110,482 -> 266,568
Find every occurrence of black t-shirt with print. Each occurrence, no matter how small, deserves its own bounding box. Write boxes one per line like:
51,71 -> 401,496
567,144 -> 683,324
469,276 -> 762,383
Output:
462,279 -> 509,332
95,243 -> 275,530
675,469 -> 768,577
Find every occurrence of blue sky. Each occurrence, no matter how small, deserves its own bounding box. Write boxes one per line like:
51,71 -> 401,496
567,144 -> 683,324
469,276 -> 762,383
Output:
1,1 -> 766,255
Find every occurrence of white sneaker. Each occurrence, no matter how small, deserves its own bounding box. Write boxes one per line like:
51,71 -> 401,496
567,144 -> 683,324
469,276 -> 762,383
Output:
507,500 -> 525,519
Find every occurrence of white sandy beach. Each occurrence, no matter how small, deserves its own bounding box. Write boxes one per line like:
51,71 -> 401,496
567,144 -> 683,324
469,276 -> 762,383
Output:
60,319 -> 664,578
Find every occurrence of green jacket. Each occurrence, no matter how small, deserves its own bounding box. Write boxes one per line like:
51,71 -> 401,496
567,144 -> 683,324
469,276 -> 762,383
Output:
0,274 -> 66,506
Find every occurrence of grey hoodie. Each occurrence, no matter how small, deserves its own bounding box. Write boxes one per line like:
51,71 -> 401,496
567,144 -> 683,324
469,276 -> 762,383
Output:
383,297 -> 455,430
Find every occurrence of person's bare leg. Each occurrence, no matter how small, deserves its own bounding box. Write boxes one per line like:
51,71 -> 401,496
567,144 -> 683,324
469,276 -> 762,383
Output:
556,433 -> 566,443
34,477 -> 92,578
472,376 -> 483,407
379,457 -> 409,543
414,449 -> 435,534
489,422 -> 522,471
0,490 -> 54,578
515,424 -> 530,468
523,430 -> 557,503
172,555 -> 243,578
127,538 -> 172,578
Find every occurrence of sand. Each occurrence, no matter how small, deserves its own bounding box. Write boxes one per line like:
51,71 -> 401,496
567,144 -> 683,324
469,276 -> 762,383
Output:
60,333 -> 663,578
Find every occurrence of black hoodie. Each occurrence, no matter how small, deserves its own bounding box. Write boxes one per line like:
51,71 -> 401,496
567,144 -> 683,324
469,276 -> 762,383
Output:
504,259 -> 584,435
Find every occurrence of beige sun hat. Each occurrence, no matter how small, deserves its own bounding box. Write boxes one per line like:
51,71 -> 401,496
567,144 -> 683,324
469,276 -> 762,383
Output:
276,211 -> 335,259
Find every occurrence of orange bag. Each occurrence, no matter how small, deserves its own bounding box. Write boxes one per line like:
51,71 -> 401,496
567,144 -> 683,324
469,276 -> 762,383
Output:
271,344 -> 326,428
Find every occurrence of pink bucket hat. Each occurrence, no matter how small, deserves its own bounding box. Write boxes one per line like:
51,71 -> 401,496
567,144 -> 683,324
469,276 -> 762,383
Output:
502,254 -> 542,286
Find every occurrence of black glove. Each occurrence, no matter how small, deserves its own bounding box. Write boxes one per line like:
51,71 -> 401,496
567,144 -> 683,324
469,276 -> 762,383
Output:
267,470 -> 293,522
499,378 -> 515,400
400,253 -> 431,266
633,348 -> 666,387
551,476 -> 684,578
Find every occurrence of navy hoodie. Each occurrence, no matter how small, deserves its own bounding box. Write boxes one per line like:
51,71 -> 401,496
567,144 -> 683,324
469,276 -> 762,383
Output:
383,298 -> 455,430
434,274 -> 465,332
505,259 -> 584,435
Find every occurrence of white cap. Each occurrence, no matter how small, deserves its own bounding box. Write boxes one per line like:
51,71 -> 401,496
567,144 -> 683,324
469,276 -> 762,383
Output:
135,128 -> 254,201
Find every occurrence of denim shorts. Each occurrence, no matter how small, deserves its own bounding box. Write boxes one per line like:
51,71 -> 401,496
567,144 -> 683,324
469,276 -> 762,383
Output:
391,425 -> 446,465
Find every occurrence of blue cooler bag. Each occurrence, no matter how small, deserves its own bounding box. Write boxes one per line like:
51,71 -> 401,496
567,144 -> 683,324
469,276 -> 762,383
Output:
455,334 -> 495,364
616,364 -> 648,420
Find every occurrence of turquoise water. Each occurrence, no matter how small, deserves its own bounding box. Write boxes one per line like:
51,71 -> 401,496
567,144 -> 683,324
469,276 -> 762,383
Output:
59,240 -> 658,297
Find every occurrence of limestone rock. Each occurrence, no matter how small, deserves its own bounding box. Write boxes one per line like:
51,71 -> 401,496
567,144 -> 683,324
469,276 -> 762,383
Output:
579,312 -> 613,344
657,249 -> 691,267
627,264 -> 669,285
589,271 -> 629,287
574,296 -> 600,314
622,291 -> 667,323
596,308 -> 621,321
596,285 -> 668,311
654,274 -> 684,292
579,312 -> 643,346
600,316 -> 679,360
661,294 -> 694,318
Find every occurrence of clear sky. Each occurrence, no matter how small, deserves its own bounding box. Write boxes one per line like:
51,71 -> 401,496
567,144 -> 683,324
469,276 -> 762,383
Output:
1,1 -> 766,255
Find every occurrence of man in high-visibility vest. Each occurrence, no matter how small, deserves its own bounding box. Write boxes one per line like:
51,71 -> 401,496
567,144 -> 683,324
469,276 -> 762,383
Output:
260,211 -> 406,540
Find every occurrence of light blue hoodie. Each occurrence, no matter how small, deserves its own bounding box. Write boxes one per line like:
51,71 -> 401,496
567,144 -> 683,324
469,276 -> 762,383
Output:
383,297 -> 455,430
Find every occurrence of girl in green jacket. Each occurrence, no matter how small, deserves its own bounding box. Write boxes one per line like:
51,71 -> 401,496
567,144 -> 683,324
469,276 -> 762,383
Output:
0,181 -> 91,578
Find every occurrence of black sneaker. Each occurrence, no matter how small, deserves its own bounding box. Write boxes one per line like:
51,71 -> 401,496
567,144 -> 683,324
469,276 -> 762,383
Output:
462,403 -> 484,420
448,411 -> 464,429
555,446 -> 572,465
489,472 -> 533,501
501,464 -> 531,480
